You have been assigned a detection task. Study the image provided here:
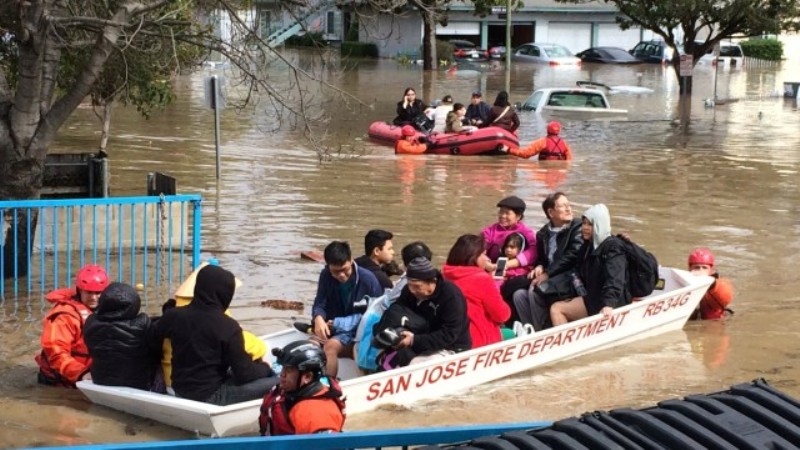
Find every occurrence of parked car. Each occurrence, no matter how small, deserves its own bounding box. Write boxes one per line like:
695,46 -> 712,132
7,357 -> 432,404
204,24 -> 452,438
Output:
576,46 -> 642,64
511,43 -> 581,65
629,40 -> 681,63
450,39 -> 489,61
698,43 -> 744,68
488,45 -> 506,59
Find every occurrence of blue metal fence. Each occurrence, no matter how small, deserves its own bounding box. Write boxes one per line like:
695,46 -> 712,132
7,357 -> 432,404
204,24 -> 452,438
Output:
28,421 -> 550,450
0,195 -> 202,308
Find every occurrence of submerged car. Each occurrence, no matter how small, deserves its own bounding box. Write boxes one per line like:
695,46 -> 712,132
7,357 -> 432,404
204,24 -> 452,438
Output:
576,46 -> 642,64
511,43 -> 581,65
698,43 -> 745,68
629,40 -> 681,63
516,82 -> 628,119
488,45 -> 506,59
450,39 -> 489,61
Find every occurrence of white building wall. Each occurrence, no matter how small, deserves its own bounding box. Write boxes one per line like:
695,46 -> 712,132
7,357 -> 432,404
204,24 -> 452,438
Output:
360,14 -> 422,58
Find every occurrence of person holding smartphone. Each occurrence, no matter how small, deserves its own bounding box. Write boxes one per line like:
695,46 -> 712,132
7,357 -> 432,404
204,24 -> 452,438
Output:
392,87 -> 427,129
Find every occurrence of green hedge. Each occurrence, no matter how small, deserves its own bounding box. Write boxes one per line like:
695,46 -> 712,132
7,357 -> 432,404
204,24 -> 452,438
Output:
285,32 -> 327,48
435,40 -> 455,65
341,41 -> 378,58
740,39 -> 783,60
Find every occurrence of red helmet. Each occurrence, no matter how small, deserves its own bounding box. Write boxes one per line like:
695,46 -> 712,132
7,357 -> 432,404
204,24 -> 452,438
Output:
76,264 -> 110,292
401,125 -> 416,137
688,248 -> 715,267
547,121 -> 561,135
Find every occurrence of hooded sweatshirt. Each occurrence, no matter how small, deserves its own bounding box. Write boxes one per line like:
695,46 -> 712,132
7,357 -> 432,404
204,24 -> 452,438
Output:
442,265 -> 510,348
152,265 -> 273,401
577,204 -> 630,315
85,282 -> 159,390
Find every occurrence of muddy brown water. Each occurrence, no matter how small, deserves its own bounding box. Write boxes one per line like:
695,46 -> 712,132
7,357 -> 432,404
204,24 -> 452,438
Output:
2,49 -> 800,447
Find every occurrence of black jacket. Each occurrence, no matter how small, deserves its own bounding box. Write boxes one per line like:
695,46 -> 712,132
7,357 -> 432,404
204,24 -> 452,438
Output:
354,255 -> 393,290
534,218 -> 584,278
394,273 -> 471,354
151,265 -> 273,402
393,99 -> 427,126
85,282 -> 160,390
576,236 -> 631,315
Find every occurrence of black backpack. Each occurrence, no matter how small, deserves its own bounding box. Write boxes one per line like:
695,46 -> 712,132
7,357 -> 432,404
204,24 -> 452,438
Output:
616,235 -> 661,298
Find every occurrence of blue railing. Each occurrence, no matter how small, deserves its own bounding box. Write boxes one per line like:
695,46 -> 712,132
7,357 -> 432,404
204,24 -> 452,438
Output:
29,422 -> 549,450
0,195 -> 202,307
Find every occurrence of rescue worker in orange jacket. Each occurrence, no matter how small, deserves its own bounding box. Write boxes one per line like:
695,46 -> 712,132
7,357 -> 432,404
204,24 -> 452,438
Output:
503,121 -> 573,160
688,248 -> 734,320
36,264 -> 110,387
395,125 -> 427,155
259,340 -> 345,436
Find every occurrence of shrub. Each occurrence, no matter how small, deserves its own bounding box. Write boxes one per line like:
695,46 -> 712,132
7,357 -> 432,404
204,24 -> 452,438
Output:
740,39 -> 783,60
285,32 -> 327,48
341,41 -> 378,58
435,40 -> 455,65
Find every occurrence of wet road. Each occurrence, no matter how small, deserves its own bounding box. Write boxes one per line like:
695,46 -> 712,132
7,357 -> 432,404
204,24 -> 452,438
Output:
2,45 -> 800,447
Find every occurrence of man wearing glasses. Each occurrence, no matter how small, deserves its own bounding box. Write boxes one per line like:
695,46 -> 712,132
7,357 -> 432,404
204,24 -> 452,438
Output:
312,241 -> 382,377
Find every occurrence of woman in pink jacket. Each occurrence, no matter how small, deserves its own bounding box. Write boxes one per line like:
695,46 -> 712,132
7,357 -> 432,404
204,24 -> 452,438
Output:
442,234 -> 511,348
481,195 -> 537,276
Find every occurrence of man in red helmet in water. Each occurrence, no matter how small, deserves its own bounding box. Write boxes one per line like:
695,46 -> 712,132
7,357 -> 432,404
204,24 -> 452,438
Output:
687,248 -> 734,320
36,264 -> 110,387
395,125 -> 427,155
501,121 -> 573,160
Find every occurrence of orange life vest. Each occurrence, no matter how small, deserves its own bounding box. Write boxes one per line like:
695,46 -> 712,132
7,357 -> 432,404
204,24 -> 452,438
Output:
539,136 -> 569,160
259,377 -> 346,436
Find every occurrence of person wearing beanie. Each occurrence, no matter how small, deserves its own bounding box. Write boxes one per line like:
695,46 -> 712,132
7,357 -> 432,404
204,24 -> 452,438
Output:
84,282 -> 161,391
501,120 -> 573,160
481,195 -> 538,303
151,265 -> 278,405
549,204 -> 631,326
376,256 -> 471,367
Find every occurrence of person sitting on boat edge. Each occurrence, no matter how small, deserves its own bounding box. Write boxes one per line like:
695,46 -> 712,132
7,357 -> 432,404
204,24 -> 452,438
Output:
482,195 -> 537,323
481,91 -> 520,133
500,121 -> 573,160
393,87 -> 427,129
36,264 -> 110,387
160,260 -> 267,394
150,264 -> 278,405
514,192 -> 584,332
259,340 -> 345,436
354,241 -> 434,373
354,229 -> 396,291
445,103 -> 478,134
442,234 -> 510,349
312,241 -> 383,377
432,94 -> 455,133
687,247 -> 734,320
377,257 -> 471,367
550,204 -> 631,326
465,91 -> 491,127
395,125 -> 427,155
84,282 -> 162,391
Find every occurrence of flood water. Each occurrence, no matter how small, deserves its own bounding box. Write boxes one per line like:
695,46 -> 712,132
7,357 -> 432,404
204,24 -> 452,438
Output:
2,45 -> 800,447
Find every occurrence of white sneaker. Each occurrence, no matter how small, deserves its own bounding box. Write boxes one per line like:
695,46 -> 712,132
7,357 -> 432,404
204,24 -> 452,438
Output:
513,321 -> 534,337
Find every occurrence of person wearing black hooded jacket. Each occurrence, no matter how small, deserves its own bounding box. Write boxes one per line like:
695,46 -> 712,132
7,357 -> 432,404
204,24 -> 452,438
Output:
151,265 -> 277,405
85,282 -> 161,390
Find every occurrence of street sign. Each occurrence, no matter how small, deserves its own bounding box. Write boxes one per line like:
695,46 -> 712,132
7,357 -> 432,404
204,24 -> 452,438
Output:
679,54 -> 693,77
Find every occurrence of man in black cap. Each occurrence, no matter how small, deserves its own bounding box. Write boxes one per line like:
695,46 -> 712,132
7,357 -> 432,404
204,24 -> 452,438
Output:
386,257 -> 471,366
465,91 -> 491,127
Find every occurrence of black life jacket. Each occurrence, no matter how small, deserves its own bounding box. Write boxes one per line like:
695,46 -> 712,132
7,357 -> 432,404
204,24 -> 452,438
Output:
259,377 -> 346,436
539,136 -> 568,160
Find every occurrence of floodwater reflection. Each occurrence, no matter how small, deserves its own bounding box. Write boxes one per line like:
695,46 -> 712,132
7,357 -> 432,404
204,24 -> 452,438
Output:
2,49 -> 800,446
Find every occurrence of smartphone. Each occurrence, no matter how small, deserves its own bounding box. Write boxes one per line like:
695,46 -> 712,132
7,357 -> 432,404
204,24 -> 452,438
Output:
493,257 -> 508,279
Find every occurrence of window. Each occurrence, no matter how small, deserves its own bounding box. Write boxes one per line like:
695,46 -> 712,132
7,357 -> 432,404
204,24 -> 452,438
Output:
327,11 -> 335,35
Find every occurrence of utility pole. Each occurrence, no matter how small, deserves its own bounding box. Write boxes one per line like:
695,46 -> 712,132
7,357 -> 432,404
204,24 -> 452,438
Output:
504,0 -> 512,93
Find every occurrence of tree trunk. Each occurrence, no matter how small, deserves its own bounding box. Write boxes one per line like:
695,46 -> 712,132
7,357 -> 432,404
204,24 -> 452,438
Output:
0,145 -> 45,279
421,10 -> 437,71
99,101 -> 113,156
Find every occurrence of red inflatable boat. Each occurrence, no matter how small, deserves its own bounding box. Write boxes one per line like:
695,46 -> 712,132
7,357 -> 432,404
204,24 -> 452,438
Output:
368,121 -> 519,156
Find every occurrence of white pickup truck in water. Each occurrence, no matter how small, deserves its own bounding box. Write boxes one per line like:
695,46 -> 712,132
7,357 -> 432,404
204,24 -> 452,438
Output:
517,81 -> 630,118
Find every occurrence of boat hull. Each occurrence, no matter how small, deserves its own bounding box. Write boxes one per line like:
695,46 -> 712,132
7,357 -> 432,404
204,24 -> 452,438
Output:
78,267 -> 712,437
368,121 -> 519,156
